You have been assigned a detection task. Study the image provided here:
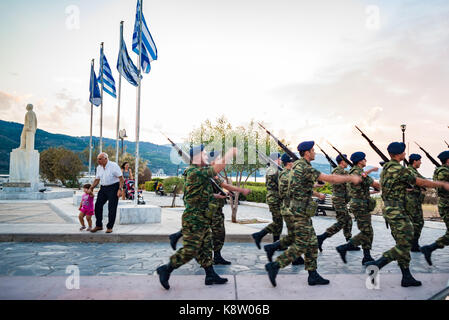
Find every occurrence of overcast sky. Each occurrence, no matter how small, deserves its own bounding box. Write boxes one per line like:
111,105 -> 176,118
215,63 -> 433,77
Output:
0,0 -> 448,177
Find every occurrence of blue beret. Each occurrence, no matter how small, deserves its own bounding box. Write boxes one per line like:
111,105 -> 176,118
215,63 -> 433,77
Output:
438,151 -> 449,163
336,154 -> 347,164
350,152 -> 366,164
297,141 -> 315,152
269,152 -> 280,160
387,142 -> 406,155
409,154 -> 421,162
189,144 -> 205,158
281,153 -> 293,163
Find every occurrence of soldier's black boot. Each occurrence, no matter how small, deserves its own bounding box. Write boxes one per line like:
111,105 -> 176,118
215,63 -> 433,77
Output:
346,237 -> 361,251
361,249 -> 374,265
410,239 -> 421,253
317,232 -> 330,252
252,229 -> 268,249
420,242 -> 439,266
273,235 -> 280,242
169,231 -> 182,251
265,262 -> 280,287
264,241 -> 281,262
336,242 -> 350,263
156,263 -> 174,290
292,256 -> 305,265
400,267 -> 422,287
364,256 -> 389,270
204,266 -> 228,285
213,250 -> 232,265
308,270 -> 330,286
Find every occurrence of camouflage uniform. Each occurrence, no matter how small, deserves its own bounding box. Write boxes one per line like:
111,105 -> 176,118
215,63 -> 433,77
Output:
433,165 -> 449,248
380,160 -> 416,268
278,167 -> 295,250
405,166 -> 426,244
326,166 -> 352,239
263,166 -> 283,237
211,176 -> 226,252
169,165 -> 215,269
275,158 -> 321,271
347,166 -> 374,250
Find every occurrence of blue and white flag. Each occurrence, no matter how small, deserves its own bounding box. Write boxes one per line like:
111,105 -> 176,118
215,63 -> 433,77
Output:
117,37 -> 141,87
132,0 -> 158,74
89,63 -> 102,106
99,49 -> 117,98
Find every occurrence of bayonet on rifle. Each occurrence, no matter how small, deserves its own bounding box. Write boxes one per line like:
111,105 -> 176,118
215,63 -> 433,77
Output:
445,140 -> 449,148
256,150 -> 283,171
414,142 -> 441,167
258,122 -> 299,161
315,144 -> 337,168
327,141 -> 354,167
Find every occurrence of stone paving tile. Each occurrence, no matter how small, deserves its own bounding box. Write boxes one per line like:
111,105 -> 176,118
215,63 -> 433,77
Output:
0,203 -> 67,224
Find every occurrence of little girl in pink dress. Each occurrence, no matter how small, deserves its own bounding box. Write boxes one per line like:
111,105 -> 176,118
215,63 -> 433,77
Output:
78,184 -> 94,231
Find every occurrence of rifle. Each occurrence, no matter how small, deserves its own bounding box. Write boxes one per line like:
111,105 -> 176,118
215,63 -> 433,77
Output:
160,132 -> 234,199
414,142 -> 441,167
315,144 -> 337,168
355,126 -> 409,166
327,141 -> 354,167
258,123 -> 299,161
445,140 -> 449,148
256,150 -> 283,171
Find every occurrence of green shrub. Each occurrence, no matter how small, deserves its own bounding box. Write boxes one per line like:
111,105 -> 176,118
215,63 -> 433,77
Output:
240,185 -> 267,203
145,178 -> 165,191
232,181 -> 266,187
315,182 -> 332,195
162,177 -> 184,194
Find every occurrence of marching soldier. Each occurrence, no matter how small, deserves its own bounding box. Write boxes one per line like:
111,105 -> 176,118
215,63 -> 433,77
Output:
264,153 -> 305,266
420,150 -> 449,266
365,143 -> 449,287
317,154 -> 360,252
252,152 -> 284,249
336,152 -> 380,265
156,145 -> 237,290
406,154 -> 426,252
264,141 -> 362,287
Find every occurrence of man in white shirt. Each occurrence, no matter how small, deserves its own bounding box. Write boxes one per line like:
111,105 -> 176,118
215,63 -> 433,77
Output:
89,153 -> 124,233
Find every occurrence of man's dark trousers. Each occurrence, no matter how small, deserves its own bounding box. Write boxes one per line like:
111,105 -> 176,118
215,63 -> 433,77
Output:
94,182 -> 120,229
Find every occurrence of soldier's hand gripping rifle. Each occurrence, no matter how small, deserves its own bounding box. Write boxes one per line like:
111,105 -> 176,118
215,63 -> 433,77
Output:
415,142 -> 441,167
161,132 -> 234,199
327,141 -> 354,167
257,123 -> 299,161
315,144 -> 337,168
256,150 -> 283,171
354,126 -> 409,166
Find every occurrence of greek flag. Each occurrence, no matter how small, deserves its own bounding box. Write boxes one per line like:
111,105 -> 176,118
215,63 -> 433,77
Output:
89,64 -> 102,106
99,49 -> 117,98
132,0 -> 158,74
117,37 -> 141,87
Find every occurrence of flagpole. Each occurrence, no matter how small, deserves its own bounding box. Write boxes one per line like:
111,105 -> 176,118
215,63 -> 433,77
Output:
134,0 -> 143,205
89,59 -> 94,177
116,22 -> 124,164
100,42 -> 104,154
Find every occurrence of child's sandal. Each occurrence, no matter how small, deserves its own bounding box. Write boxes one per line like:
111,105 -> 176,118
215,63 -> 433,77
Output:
80,226 -> 86,231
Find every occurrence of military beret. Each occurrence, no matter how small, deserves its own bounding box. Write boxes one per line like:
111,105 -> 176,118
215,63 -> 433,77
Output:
387,142 -> 406,155
297,141 -> 315,152
350,152 -> 366,164
409,154 -> 421,162
438,151 -> 449,163
189,144 -> 205,158
269,152 -> 281,160
281,153 -> 293,163
336,154 -> 348,164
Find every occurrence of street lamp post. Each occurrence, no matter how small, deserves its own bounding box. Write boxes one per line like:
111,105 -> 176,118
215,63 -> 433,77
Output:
401,124 -> 406,166
119,129 -> 128,163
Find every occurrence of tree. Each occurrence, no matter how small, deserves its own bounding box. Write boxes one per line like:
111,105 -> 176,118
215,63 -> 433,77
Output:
40,147 -> 84,187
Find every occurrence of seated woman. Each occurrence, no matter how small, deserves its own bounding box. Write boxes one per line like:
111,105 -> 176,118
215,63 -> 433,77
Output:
121,162 -> 134,200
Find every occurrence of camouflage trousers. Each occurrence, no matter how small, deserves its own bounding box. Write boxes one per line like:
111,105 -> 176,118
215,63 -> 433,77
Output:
381,205 -> 414,268
264,202 -> 283,237
279,214 -> 295,250
405,195 -> 424,243
275,214 -> 318,271
211,207 -> 226,252
326,197 -> 352,240
436,205 -> 449,248
170,211 -> 213,269
348,201 -> 373,250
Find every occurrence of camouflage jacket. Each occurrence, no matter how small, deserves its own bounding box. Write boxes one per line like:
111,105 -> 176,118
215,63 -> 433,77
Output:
266,166 -> 281,204
406,165 -> 426,199
348,166 -> 373,200
288,158 -> 321,206
433,165 -> 449,205
380,160 -> 416,203
331,166 -> 348,199
183,165 -> 216,214
211,175 -> 227,209
278,167 -> 292,211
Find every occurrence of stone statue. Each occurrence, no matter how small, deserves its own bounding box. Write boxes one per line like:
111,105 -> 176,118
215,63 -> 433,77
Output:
19,104 -> 37,151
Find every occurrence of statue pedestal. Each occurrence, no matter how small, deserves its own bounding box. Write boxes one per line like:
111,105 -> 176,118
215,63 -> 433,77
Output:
9,148 -> 40,192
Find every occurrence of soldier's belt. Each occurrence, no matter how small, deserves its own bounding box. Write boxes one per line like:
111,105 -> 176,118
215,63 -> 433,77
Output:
383,200 -> 405,207
350,198 -> 369,204
332,192 -> 346,198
